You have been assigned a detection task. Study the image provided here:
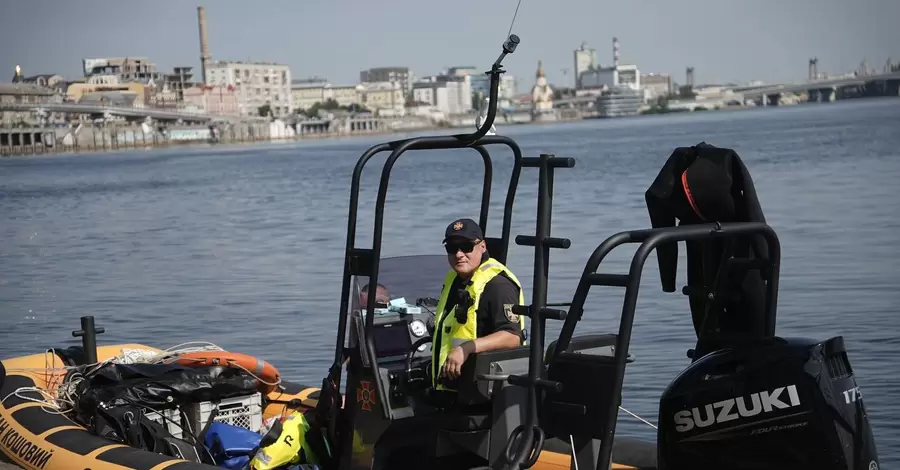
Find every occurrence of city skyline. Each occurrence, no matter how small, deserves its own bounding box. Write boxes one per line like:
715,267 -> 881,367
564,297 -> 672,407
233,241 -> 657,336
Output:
1,0 -> 897,88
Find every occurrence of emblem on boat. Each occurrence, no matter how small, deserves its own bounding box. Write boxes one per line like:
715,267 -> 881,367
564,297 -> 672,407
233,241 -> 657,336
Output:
357,380 -> 377,411
504,304 -> 517,322
453,221 -> 464,231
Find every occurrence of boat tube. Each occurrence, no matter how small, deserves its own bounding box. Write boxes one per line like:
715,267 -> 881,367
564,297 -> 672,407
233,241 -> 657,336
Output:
1,339 -> 655,470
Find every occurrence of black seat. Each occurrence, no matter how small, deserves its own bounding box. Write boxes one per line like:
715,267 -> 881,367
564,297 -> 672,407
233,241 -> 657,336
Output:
540,334 -> 635,441
434,346 -> 531,462
545,333 -> 617,362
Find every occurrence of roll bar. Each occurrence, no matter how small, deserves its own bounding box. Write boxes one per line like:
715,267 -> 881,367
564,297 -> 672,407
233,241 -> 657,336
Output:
499,154 -> 576,470
328,35 -> 523,429
549,221 -> 781,469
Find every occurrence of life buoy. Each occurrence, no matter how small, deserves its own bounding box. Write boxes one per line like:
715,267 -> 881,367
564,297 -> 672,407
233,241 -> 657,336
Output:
176,352 -> 281,394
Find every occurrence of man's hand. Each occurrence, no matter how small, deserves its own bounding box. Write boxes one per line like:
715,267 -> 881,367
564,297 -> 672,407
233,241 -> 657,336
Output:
442,342 -> 475,379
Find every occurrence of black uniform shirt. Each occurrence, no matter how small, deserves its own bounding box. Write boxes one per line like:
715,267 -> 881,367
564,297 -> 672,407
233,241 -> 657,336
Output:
444,272 -> 524,342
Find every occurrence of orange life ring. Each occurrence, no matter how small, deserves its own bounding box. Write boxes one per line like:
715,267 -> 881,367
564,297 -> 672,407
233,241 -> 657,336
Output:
175,351 -> 281,394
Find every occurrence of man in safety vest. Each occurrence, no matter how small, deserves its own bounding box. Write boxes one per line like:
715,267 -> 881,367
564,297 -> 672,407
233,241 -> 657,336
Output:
432,218 -> 526,391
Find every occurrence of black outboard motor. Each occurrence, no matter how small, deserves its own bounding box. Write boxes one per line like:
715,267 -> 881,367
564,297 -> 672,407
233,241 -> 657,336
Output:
646,143 -> 880,469
658,336 -> 880,469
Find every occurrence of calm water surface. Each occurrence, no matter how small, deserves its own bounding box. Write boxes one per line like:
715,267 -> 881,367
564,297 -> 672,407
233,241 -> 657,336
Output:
2,98 -> 899,465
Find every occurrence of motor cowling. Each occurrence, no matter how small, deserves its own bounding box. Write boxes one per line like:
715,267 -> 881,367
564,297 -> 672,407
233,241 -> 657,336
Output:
657,336 -> 880,470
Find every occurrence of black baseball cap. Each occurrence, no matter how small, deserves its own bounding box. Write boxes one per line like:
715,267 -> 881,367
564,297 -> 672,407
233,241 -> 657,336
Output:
442,218 -> 483,243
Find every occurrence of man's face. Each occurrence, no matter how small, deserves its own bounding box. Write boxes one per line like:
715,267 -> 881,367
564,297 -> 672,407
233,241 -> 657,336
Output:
360,287 -> 390,307
444,236 -> 485,277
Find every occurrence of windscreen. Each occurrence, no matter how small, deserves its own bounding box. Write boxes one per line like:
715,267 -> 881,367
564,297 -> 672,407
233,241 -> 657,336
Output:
350,254 -> 449,314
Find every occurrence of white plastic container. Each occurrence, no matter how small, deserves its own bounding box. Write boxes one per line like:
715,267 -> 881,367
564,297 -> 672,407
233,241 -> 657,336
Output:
184,393 -> 263,434
144,408 -> 184,440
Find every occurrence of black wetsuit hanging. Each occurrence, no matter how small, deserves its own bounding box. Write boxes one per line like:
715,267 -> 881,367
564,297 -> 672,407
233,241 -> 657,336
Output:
644,142 -> 770,346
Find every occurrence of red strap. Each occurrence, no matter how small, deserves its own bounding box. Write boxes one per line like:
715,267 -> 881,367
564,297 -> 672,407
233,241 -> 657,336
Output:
681,170 -> 707,221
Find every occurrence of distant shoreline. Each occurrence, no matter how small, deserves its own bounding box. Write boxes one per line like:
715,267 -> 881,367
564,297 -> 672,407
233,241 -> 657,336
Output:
7,97 -> 894,158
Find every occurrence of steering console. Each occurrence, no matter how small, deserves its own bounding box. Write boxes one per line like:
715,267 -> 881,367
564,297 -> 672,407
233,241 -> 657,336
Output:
405,336 -> 433,387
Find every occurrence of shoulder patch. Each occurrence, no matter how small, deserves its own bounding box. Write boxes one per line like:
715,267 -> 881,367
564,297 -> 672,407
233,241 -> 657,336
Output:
504,304 -> 518,323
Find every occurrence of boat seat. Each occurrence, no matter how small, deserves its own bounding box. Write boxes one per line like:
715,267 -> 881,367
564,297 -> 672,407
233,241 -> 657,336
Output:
540,333 -> 634,441
545,333 -> 619,363
435,346 -> 531,463
439,409 -> 492,431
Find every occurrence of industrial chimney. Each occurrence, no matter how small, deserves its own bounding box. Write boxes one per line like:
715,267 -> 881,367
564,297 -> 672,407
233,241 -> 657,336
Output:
197,6 -> 211,84
612,37 -> 620,68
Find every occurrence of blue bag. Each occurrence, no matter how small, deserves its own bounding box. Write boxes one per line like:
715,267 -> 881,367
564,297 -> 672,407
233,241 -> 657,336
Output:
204,422 -> 263,468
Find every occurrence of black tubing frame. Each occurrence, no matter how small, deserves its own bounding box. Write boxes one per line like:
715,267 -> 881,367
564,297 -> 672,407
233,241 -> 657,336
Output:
548,221 -> 781,470
501,154 -> 575,470
328,36 -> 523,433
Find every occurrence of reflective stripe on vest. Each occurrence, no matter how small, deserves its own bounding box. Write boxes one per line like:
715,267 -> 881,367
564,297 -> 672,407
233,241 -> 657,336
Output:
431,257 -> 526,390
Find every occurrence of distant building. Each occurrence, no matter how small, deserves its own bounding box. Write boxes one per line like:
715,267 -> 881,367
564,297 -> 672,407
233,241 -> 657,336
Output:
499,75 -> 518,100
205,61 -> 293,117
82,57 -> 161,83
290,80 -> 363,111
360,67 -> 413,96
360,81 -> 405,114
573,42 -> 598,89
67,82 -> 148,107
443,66 -> 516,106
580,64 -> 641,91
160,67 -> 196,102
87,74 -> 120,86
641,73 -> 672,102
14,73 -> 67,94
412,75 -> 472,115
0,83 -> 62,126
182,85 -> 239,116
328,84 -> 364,108
78,91 -> 138,108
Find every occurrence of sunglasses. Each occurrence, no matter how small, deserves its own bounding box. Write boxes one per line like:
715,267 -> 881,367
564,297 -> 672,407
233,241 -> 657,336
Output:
444,239 -> 480,254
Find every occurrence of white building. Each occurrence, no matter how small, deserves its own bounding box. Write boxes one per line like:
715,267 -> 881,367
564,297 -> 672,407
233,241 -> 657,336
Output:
573,42 -> 598,89
291,80 -> 364,111
360,67 -> 413,97
444,66 -> 516,108
412,75 -> 472,115
360,81 -> 405,114
205,61 -> 293,117
499,75 -> 518,101
580,64 -> 641,91
641,73 -> 673,102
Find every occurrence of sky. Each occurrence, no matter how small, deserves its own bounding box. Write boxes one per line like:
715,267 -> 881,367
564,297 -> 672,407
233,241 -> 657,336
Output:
1,0 -> 897,90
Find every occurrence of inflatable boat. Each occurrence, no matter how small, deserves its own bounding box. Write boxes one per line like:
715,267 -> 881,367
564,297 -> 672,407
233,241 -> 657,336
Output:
1,339 -> 655,470
3,33 -> 881,470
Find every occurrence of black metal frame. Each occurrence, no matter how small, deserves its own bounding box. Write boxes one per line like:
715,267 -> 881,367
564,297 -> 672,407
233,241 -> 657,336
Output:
72,315 -> 105,364
328,35 -> 523,427
547,221 -> 781,470
499,154 -> 574,470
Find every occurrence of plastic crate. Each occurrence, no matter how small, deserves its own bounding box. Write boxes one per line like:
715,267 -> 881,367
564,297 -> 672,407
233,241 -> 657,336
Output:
144,408 -> 184,440
185,393 -> 263,433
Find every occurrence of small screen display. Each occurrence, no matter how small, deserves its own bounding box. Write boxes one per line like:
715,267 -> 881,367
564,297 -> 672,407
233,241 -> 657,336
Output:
372,321 -> 412,358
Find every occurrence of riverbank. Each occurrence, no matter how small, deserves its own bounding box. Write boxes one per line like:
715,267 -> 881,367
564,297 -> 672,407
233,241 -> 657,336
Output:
0,101 -> 775,158
0,111 -> 558,158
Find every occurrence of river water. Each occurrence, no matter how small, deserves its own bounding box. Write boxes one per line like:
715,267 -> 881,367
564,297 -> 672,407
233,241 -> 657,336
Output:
2,98 -> 899,466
